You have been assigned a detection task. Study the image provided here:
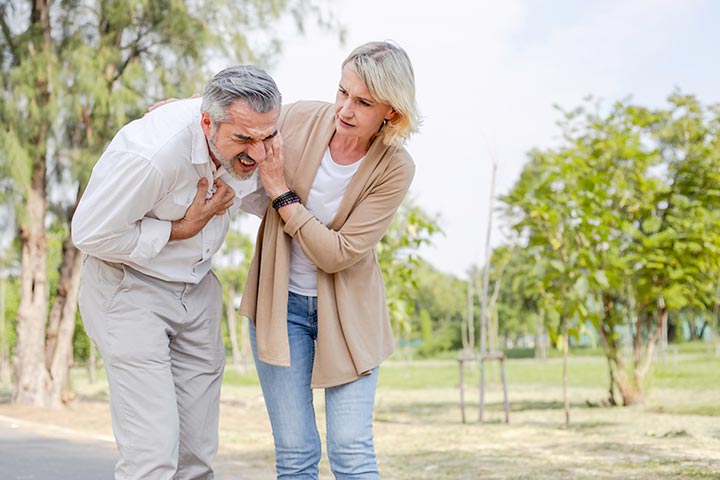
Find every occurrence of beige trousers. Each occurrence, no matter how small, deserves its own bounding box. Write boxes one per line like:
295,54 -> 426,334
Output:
78,256 -> 225,480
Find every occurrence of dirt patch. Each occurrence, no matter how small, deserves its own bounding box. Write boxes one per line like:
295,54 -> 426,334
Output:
1,382 -> 719,479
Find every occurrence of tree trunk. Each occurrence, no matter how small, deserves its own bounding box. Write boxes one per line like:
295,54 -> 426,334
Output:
0,275 -> 9,387
226,286 -> 241,371
562,319 -> 570,427
632,306 -> 664,402
535,310 -> 547,360
239,309 -> 251,371
598,298 -> 644,406
697,320 -> 709,340
12,0 -> 55,407
45,237 -> 84,407
479,162 -> 497,359
466,280 -> 475,351
13,161 -> 50,406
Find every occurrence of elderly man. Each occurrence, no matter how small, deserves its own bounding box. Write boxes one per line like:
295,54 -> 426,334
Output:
72,65 -> 281,480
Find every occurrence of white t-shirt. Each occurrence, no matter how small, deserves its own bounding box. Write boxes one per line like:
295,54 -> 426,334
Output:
288,148 -> 362,296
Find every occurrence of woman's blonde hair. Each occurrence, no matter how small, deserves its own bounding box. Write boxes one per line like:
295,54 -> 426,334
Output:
342,41 -> 421,147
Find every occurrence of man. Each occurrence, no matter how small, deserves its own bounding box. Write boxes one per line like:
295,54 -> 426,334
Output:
72,65 -> 281,480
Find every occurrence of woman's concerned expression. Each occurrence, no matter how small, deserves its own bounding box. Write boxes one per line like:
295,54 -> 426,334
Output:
334,65 -> 395,146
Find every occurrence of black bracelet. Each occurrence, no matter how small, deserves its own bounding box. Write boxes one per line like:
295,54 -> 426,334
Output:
272,190 -> 301,210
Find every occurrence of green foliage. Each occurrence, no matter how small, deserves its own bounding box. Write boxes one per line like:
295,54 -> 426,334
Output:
213,218 -> 255,348
410,259 -> 467,352
499,92 -> 720,403
0,0 -> 341,379
378,197 -> 440,340
414,320 -> 462,358
485,244 -> 543,341
0,276 -> 19,353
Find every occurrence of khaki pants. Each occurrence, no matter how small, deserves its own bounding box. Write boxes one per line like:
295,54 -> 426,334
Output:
79,256 -> 225,480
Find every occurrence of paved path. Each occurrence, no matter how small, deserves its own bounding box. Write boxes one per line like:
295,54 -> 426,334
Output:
0,421 -> 117,479
0,417 -> 259,479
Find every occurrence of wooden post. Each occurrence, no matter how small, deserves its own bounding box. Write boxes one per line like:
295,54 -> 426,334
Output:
459,357 -> 466,424
467,280 -> 475,351
457,350 -> 474,424
478,162 -> 497,423
479,351 -> 509,424
500,356 -> 510,423
562,322 -> 570,427
479,355 -> 486,422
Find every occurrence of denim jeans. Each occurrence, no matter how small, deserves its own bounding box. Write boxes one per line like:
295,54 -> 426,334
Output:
250,291 -> 380,480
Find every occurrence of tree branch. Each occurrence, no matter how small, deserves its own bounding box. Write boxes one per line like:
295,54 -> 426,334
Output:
0,9 -> 19,65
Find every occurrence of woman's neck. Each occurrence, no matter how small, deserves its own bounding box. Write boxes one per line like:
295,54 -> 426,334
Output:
329,133 -> 372,165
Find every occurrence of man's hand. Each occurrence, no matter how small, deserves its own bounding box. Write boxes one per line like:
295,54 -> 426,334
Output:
170,177 -> 235,241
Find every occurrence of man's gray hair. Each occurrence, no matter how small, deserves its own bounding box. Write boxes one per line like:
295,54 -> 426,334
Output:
201,65 -> 282,123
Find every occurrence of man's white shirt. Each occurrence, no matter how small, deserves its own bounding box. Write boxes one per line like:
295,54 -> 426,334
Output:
72,97 -> 265,284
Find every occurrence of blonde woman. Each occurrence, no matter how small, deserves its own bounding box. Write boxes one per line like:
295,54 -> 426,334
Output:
243,41 -> 421,479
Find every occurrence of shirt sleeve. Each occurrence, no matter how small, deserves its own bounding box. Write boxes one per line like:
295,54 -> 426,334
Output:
238,185 -> 270,218
72,151 -> 172,263
282,159 -> 415,274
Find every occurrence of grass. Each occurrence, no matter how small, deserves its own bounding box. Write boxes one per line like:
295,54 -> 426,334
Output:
76,345 -> 713,393
2,343 -> 719,479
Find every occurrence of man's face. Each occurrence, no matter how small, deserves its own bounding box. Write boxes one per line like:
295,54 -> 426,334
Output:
202,100 -> 279,180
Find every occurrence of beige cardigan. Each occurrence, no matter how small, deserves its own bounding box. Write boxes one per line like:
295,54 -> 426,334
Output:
239,101 -> 415,387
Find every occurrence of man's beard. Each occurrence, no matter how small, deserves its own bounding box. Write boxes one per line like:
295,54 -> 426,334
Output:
208,132 -> 256,181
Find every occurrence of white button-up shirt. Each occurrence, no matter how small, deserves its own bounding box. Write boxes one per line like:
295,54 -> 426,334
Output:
72,97 -> 264,284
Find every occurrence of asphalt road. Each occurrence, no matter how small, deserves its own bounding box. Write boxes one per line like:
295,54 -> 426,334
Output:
0,422 -> 117,479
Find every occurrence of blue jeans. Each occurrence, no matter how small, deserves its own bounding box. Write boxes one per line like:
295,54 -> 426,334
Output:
250,291 -> 380,480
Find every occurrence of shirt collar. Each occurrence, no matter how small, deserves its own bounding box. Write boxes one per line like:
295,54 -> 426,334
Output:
190,98 -> 212,165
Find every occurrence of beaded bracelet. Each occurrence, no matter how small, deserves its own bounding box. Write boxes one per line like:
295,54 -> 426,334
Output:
272,190 -> 301,210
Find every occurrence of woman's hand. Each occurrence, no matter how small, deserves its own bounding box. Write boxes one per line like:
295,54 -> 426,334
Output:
147,93 -> 201,113
259,133 -> 289,199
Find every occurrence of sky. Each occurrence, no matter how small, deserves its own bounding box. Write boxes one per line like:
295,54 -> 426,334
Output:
259,0 -> 720,278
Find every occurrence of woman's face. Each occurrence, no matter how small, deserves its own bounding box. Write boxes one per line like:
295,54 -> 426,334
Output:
334,64 -> 396,144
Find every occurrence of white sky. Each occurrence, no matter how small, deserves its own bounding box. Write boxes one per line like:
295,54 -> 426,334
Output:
261,0 -> 720,278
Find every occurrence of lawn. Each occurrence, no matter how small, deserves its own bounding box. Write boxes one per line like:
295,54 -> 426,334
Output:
0,344 -> 718,479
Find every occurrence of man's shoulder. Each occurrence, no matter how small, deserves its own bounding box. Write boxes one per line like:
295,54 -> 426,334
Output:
107,98 -> 200,162
120,97 -> 200,140
281,100 -> 333,121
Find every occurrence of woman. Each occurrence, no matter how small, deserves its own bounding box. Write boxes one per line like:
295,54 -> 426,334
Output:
242,41 -> 420,479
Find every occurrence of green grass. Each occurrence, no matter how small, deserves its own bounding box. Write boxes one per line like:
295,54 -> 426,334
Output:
648,352 -> 720,390
377,356 -> 610,389
74,342 -> 720,414
222,367 -> 260,386
14,342 -> 720,480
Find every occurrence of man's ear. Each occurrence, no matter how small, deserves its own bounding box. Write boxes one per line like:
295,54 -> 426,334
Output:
200,112 -> 213,137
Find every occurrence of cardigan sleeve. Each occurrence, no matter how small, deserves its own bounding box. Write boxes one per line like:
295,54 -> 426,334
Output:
282,157 -> 415,274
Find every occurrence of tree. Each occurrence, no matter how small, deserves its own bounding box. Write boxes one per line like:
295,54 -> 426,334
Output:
479,245 -> 538,350
501,93 -> 720,407
377,197 -> 439,355
214,220 -> 255,372
412,260 -> 467,357
0,0 -> 339,407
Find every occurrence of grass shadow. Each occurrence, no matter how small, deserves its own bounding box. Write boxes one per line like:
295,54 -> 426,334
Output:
509,399 -> 612,412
